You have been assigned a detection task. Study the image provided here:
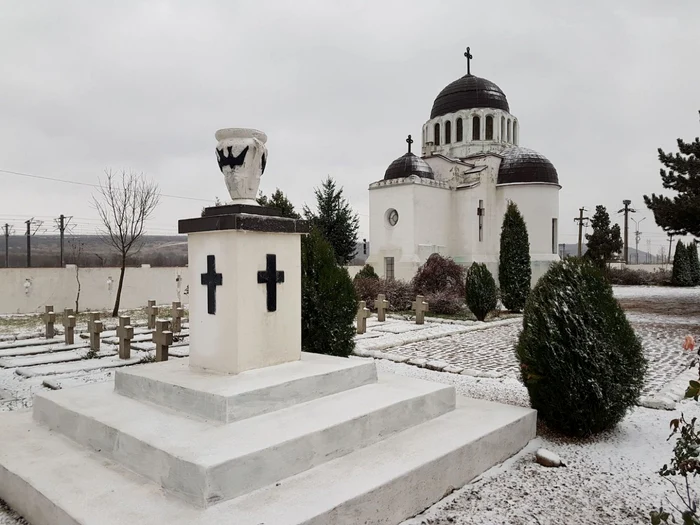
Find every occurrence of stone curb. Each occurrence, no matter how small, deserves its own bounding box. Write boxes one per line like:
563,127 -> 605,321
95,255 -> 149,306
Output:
639,365 -> 698,411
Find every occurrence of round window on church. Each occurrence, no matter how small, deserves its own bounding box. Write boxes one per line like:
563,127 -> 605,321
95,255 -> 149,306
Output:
385,208 -> 399,227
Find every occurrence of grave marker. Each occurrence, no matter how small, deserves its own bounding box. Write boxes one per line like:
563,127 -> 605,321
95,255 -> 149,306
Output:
171,301 -> 184,333
42,306 -> 56,339
153,320 -> 173,362
117,316 -> 134,360
356,301 -> 371,334
374,294 -> 389,322
411,295 -> 429,325
88,312 -> 103,352
146,300 -> 158,330
63,308 -> 76,345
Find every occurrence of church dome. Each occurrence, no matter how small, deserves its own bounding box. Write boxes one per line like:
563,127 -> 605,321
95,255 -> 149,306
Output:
498,147 -> 559,185
430,74 -> 509,119
384,152 -> 435,181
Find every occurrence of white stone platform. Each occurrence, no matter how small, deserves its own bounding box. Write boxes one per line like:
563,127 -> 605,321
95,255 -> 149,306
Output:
0,353 -> 536,525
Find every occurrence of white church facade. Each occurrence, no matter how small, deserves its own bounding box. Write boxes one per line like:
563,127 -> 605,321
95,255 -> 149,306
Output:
366,50 -> 561,284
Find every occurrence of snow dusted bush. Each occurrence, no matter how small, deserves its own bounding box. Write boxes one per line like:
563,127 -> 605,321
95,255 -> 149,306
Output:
352,277 -> 413,312
424,290 -> 465,315
608,267 -> 671,286
301,228 -> 357,357
465,263 -> 498,321
516,258 -> 647,437
354,264 -> 379,281
412,253 -> 465,297
499,201 -> 531,312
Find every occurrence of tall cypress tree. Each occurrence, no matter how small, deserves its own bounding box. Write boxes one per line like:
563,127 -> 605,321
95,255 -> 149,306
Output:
644,117 -> 700,238
498,201 -> 531,312
671,241 -> 693,287
687,241 -> 700,286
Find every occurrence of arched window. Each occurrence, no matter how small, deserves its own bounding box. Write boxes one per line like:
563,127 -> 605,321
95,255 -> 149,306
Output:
513,121 -> 518,145
472,116 -> 481,141
501,116 -> 505,142
507,119 -> 512,142
485,116 -> 494,140
434,123 -> 440,146
445,121 -> 452,144
456,118 -> 463,142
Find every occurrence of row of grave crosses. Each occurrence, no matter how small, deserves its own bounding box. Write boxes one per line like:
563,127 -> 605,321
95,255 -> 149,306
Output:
356,294 -> 430,334
41,300 -> 183,362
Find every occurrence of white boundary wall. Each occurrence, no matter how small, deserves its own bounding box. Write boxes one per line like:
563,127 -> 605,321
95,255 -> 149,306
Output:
0,266 -> 190,314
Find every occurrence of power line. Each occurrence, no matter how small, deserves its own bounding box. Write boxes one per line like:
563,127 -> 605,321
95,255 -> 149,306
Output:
0,168 -> 212,203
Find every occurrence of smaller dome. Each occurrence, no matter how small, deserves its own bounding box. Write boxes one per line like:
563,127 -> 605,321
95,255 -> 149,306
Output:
384,152 -> 435,181
498,147 -> 559,185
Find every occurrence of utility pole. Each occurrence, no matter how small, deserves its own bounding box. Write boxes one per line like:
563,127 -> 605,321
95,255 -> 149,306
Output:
646,239 -> 651,264
631,217 -> 645,265
668,234 -> 674,265
573,207 -> 589,257
25,220 -> 31,268
54,214 -> 72,267
3,223 -> 12,268
617,200 -> 636,265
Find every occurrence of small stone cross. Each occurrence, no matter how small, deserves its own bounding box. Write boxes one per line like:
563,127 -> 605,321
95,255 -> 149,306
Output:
374,293 -> 389,322
63,308 -> 76,345
356,301 -> 371,335
171,301 -> 184,333
43,306 -> 56,339
153,320 -> 173,362
117,316 -> 134,360
146,300 -> 158,330
411,295 -> 429,325
88,312 -> 103,352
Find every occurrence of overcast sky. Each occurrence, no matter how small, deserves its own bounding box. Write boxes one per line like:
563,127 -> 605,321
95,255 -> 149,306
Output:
1,1 -> 698,258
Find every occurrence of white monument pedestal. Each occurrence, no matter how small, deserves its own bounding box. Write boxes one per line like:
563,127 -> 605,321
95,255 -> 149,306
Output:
181,205 -> 305,374
0,131 -> 536,525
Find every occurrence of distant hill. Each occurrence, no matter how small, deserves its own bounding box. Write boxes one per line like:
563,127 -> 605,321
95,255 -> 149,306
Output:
558,243 -> 663,264
2,235 -> 187,268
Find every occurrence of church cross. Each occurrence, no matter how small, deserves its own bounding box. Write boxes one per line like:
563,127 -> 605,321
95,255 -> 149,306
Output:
406,134 -> 414,154
201,255 -> 223,315
257,254 -> 285,312
464,46 -> 473,75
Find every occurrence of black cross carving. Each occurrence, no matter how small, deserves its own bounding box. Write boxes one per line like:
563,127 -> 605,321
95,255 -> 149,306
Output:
200,255 -> 222,315
406,134 -> 413,153
257,254 -> 285,312
464,46 -> 473,75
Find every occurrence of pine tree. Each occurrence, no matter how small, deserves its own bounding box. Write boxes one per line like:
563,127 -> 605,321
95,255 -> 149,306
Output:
688,242 -> 700,286
303,176 -> 359,264
585,205 -> 623,271
644,116 -> 700,237
498,201 -> 531,312
256,188 -> 300,219
465,263 -> 498,321
672,241 -> 694,287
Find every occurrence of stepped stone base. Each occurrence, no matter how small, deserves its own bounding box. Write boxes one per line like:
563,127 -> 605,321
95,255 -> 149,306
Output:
0,354 -> 536,525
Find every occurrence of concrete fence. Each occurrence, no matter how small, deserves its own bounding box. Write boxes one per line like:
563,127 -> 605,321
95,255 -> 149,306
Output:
0,266 -> 190,314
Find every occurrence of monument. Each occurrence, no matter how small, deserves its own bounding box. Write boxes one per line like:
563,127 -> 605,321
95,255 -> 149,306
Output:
0,128 -> 535,525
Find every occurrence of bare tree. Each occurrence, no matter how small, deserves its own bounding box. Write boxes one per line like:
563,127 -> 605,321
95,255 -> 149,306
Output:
93,169 -> 160,317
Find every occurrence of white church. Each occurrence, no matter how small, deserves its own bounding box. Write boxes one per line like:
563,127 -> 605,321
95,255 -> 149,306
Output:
366,49 -> 561,283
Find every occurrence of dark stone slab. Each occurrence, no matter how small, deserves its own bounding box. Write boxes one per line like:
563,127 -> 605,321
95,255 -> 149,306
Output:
179,212 -> 309,235
202,204 -> 282,218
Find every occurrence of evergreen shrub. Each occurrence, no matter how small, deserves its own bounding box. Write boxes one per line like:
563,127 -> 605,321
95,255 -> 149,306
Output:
301,229 -> 357,357
672,241 -> 694,287
688,242 -> 700,286
516,258 -> 647,437
412,253 -> 465,297
498,201 -> 531,312
465,263 -> 498,321
354,264 -> 379,281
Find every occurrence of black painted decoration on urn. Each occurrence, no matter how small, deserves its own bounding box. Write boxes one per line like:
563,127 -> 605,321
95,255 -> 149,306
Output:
216,145 -> 249,172
200,255 -> 223,315
257,254 -> 285,312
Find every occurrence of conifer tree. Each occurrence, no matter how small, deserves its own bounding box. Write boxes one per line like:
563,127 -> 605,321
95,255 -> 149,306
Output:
498,201 -> 531,312
256,188 -> 300,219
303,177 -> 359,264
672,241 -> 694,287
688,242 -> 700,286
585,205 -> 623,271
644,116 -> 700,237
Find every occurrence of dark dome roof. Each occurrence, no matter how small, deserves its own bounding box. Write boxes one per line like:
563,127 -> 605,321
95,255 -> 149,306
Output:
498,147 -> 559,185
384,153 -> 435,181
430,74 -> 509,119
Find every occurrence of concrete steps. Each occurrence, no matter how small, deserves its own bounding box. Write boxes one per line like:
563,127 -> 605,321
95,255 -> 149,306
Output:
0,397 -> 536,525
33,372 -> 456,507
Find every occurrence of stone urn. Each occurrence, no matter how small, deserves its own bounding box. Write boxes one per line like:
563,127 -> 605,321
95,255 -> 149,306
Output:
215,128 -> 267,205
